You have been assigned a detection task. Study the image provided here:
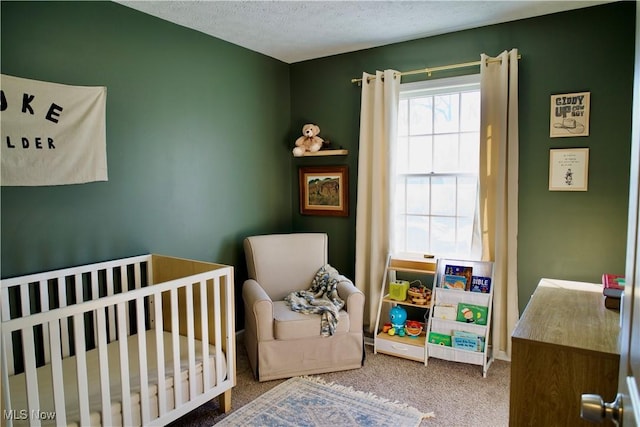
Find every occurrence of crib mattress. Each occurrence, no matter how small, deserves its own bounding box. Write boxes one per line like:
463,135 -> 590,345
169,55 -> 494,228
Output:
7,330 -> 227,426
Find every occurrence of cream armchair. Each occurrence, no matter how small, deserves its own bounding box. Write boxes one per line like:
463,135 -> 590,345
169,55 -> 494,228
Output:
242,233 -> 365,382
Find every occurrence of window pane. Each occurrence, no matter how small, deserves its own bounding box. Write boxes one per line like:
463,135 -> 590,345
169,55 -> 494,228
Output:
408,136 -> 432,173
393,175 -> 406,214
460,91 -> 480,132
396,136 -> 409,172
434,93 -> 459,134
398,99 -> 409,136
406,177 -> 429,215
457,176 -> 478,217
459,132 -> 479,172
456,216 -> 474,256
431,176 -> 455,216
433,134 -> 459,172
407,215 -> 429,254
394,213 -> 407,252
409,97 -> 433,135
431,216 -> 456,255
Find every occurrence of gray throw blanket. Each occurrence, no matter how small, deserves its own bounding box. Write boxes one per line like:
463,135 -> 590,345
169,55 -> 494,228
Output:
285,264 -> 347,336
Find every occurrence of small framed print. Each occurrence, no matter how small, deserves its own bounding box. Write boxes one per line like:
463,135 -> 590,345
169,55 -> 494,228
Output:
549,148 -> 589,191
550,92 -> 590,138
299,165 -> 349,216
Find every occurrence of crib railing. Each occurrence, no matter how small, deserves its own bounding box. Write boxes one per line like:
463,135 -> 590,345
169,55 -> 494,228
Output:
1,254 -> 235,427
1,255 -> 152,376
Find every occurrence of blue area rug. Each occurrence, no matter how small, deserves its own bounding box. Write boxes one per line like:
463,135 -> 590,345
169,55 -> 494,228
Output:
215,376 -> 433,426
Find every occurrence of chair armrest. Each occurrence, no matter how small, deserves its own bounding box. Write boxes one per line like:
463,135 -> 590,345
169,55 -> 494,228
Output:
242,279 -> 275,341
337,279 -> 365,334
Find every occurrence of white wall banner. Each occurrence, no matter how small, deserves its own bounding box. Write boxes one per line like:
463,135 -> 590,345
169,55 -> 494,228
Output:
1,74 -> 107,186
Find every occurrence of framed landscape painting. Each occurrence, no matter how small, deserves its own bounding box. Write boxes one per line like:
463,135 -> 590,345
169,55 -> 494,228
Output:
299,165 -> 349,216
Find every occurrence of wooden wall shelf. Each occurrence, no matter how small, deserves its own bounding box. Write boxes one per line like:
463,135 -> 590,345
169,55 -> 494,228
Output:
299,149 -> 348,157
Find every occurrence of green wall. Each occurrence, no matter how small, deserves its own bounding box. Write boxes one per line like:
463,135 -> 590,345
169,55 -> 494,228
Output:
0,1 -> 292,326
290,1 -> 636,312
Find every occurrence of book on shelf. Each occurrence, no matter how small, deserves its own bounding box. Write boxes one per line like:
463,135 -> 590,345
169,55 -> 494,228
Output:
452,330 -> 485,352
428,332 -> 452,346
432,304 -> 457,320
443,264 -> 473,290
602,273 -> 624,298
456,302 -> 489,325
442,274 -> 468,290
469,276 -> 492,293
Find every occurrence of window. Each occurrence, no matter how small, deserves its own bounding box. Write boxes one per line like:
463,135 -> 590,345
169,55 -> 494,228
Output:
393,74 -> 481,260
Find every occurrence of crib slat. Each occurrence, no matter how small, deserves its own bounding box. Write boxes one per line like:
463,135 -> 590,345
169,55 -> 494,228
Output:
147,262 -> 155,328
20,283 -> 44,426
2,331 -> 15,426
199,280 -> 210,391
48,320 -> 67,426
23,327 -> 42,427
0,287 -> 11,321
213,276 -> 224,386
91,270 -> 100,347
117,301 -> 133,426
154,292 -> 167,417
185,284 -> 196,399
170,288 -> 182,406
224,271 -> 235,382
136,297 -> 150,425
1,286 -> 15,375
73,313 -> 91,425
95,307 -> 112,426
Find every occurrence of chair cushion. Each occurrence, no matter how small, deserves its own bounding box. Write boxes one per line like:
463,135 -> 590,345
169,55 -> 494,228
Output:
272,301 -> 350,340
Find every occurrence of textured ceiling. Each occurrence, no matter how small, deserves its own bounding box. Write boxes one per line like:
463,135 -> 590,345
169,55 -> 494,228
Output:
116,1 -> 615,63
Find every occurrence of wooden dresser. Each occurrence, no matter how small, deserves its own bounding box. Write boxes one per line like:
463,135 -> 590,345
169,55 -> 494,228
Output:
509,278 -> 620,426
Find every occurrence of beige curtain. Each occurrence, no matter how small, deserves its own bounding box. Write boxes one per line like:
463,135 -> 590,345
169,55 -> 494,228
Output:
478,49 -> 520,361
354,70 -> 400,332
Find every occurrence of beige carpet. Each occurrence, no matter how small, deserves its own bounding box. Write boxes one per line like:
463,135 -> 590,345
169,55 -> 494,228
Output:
170,341 -> 511,427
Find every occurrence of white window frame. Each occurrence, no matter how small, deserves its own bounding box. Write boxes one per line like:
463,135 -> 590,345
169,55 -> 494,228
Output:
392,74 -> 482,261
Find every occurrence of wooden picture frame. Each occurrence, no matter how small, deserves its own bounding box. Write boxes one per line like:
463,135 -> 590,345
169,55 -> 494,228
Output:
299,165 -> 349,216
549,148 -> 589,191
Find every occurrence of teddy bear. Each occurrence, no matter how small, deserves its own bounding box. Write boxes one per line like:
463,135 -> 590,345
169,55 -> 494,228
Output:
292,124 -> 324,157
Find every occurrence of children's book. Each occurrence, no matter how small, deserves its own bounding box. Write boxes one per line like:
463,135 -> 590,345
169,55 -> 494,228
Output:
442,274 -> 467,290
456,302 -> 489,325
452,331 -> 485,352
602,273 -> 624,298
469,276 -> 492,293
428,332 -> 452,346
443,264 -> 473,290
432,304 -> 457,320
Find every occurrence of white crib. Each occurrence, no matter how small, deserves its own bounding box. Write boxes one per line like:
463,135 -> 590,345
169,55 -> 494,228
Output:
1,254 -> 235,426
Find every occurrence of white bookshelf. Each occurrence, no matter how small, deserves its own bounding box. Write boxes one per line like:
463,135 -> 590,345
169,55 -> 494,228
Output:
425,258 -> 495,377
